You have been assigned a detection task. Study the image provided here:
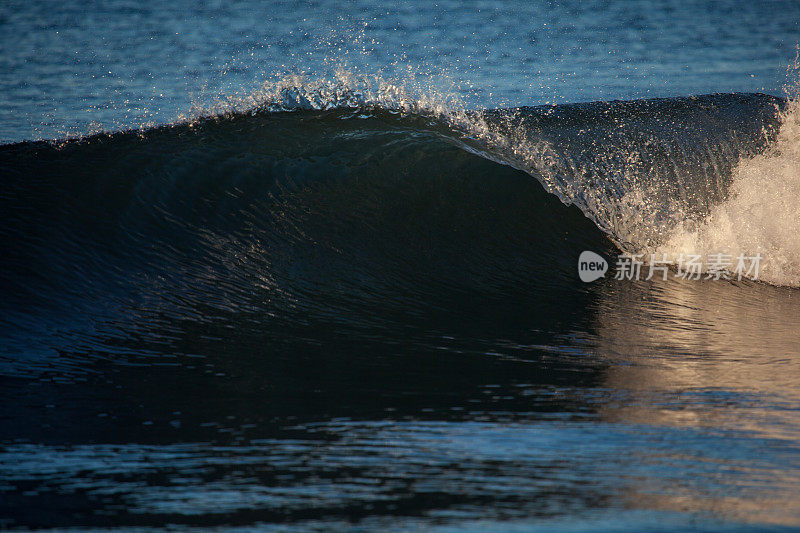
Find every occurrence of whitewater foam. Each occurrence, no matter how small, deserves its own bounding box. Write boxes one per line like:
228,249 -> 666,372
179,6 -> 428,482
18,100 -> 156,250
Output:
657,95 -> 800,287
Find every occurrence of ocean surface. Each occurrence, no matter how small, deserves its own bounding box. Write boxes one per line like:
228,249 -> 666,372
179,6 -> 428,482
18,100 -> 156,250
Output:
2,1 -> 800,530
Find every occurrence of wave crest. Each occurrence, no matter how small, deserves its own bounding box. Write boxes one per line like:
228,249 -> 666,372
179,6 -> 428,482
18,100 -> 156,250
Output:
232,74 -> 789,289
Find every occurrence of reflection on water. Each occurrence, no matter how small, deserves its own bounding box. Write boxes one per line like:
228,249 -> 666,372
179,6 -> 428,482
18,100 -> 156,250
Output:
592,275 -> 800,526
596,276 -> 800,437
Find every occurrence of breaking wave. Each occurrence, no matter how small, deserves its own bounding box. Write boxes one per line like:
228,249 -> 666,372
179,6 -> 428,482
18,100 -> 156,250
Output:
1,75 -> 797,376
215,73 -> 795,286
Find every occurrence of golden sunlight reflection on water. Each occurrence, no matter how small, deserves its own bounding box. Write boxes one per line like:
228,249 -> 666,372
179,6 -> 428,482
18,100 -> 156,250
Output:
592,276 -> 800,524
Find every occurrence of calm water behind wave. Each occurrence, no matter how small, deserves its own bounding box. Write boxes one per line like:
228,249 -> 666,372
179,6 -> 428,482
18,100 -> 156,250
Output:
1,0 -> 799,142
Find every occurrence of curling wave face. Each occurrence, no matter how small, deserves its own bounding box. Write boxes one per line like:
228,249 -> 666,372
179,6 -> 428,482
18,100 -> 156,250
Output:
0,86 -> 795,377
207,75 -> 796,284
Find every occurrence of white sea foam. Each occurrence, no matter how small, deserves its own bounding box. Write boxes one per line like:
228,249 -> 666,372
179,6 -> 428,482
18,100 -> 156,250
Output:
657,94 -> 800,287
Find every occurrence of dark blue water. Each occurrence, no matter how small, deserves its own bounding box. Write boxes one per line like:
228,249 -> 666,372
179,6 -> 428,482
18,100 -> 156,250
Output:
2,1 -> 800,531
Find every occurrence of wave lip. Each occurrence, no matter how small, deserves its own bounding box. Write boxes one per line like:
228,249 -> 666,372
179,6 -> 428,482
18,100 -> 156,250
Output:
0,84 -> 795,289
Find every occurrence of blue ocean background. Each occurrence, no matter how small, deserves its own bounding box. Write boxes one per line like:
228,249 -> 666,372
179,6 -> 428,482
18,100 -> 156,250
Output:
2,0 -> 798,141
